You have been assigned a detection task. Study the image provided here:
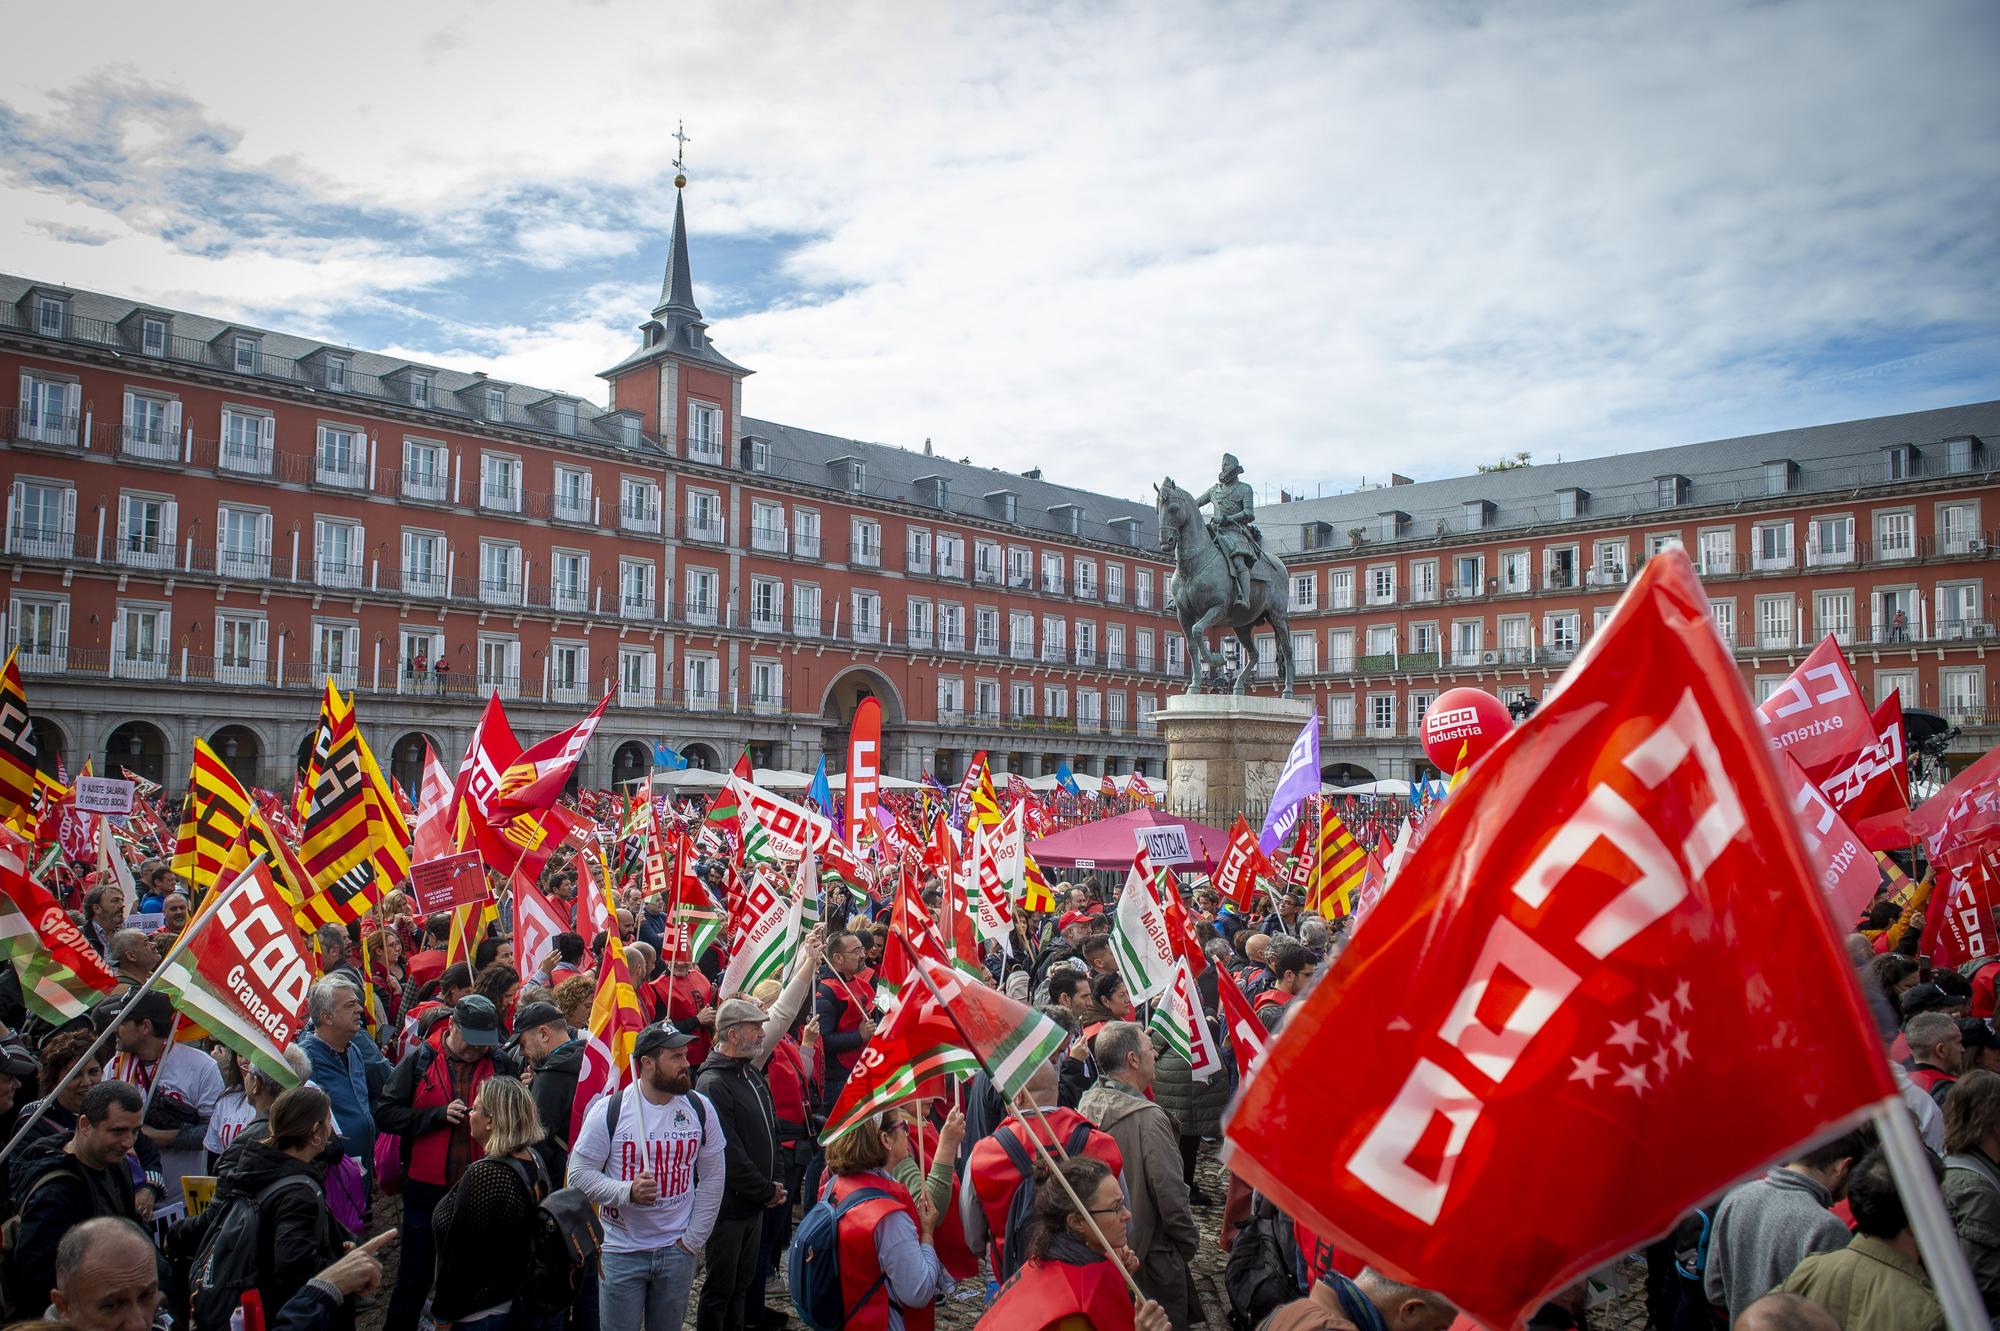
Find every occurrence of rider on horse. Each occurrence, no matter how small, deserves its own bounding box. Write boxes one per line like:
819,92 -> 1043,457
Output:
1195,453 -> 1263,613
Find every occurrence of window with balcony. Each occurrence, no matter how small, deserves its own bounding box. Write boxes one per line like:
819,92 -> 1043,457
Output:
975,607 -> 999,655
549,642 -> 589,704
1074,620 -> 1096,665
1452,620 -> 1484,666
683,654 -> 719,709
478,635 -> 520,697
939,603 -> 965,651
793,584 -> 822,636
851,591 -> 881,643
221,409 -> 274,474
32,296 -> 65,338
907,597 -> 933,647
619,559 -> 657,618
542,549 -> 583,612
401,530 -> 446,597
1010,611 -> 1035,659
685,568 -> 719,625
315,519 -> 364,589
317,426 -> 366,488
750,501 -> 786,552
1939,582 -> 1981,638
478,539 -> 521,604
1941,667 -> 1985,721
1409,621 -> 1437,655
1368,694 -> 1396,734
686,403 -> 723,463
1011,681 -> 1035,718
937,676 -> 965,721
1075,560 -> 1098,599
1453,555 -> 1484,596
1874,510 -> 1915,560
1542,545 -> 1578,590
1289,632 -> 1317,675
554,466 -> 592,523
118,493 -> 176,570
1327,569 -> 1353,609
1328,628 -> 1354,672
1105,563 -> 1125,603
851,518 -> 881,566
1366,565 -> 1396,605
977,679 -> 1001,722
1815,591 -> 1854,645
1409,559 -> 1438,602
620,477 -> 661,533
751,659 -> 785,713
396,438 -> 446,502
1008,547 -> 1032,589
1106,622 -> 1126,669
1752,522 -> 1794,571
113,603 -> 170,678
1497,617 -> 1528,661
1136,628 -> 1156,672
312,619 -> 359,687
325,356 -> 348,392
1591,541 -> 1628,584
938,533 -> 965,579
479,453 -> 521,512
907,526 -> 932,574
1041,616 -> 1067,663
793,508 -> 821,558
975,541 -> 1001,585
120,392 -> 179,461
217,505 -> 271,579
1939,502 -> 1981,555
1077,689 -> 1101,732
1709,599 -> 1736,649
17,375 -> 79,445
1043,686 -> 1069,721
1697,528 -> 1735,575
751,577 -> 783,630
1545,611 -> 1580,656
210,613 -> 266,685
10,480 -> 74,559
1165,634 -> 1185,675
685,489 -> 722,542
10,596 -> 68,672
1755,595 -> 1794,649
1041,551 -> 1064,594
1496,551 -> 1527,593
618,647 -> 656,706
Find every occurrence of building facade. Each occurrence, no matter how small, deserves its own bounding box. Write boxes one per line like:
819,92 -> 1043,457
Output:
3,185 -> 1995,799
0,189 -> 1182,795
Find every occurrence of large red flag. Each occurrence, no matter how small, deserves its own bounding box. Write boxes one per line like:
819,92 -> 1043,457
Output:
845,697 -> 882,850
1215,815 -> 1275,913
1224,548 -> 1894,1330
1214,961 -> 1269,1085
1922,848 -> 1998,968
0,826 -> 119,993
1757,636 -> 1905,827
495,692 -> 613,814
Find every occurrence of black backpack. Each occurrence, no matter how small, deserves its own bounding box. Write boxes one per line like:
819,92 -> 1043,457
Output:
995,1120 -> 1095,1282
1225,1192 -> 1302,1331
188,1175 -> 321,1331
499,1155 -> 603,1316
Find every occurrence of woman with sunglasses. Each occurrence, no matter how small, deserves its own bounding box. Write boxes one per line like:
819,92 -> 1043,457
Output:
819,1107 -> 953,1330
977,1154 -> 1169,1331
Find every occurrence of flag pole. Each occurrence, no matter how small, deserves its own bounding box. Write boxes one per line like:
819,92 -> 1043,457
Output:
902,941 -> 1146,1304
1873,1099 -> 1988,1331
0,857 -> 266,1168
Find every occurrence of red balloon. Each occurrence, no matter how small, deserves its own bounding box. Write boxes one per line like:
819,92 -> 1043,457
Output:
1421,687 -> 1512,772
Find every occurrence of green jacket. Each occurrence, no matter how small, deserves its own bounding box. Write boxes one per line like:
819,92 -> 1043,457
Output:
1776,1234 -> 1945,1331
1943,1148 -> 2000,1316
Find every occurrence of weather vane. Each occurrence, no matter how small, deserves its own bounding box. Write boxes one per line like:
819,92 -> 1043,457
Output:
672,120 -> 691,189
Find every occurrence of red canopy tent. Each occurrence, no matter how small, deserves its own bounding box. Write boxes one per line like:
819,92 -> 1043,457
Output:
1027,808 -> 1231,875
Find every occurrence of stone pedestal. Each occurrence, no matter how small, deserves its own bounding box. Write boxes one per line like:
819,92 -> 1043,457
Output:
1158,694 -> 1315,820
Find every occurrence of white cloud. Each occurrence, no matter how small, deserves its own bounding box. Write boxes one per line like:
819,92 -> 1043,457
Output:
2,0 -> 1995,499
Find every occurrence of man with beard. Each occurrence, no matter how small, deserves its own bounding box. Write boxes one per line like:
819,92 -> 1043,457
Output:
570,1023 -> 727,1331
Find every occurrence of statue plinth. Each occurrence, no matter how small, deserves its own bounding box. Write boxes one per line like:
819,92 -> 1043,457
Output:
1158,694 -> 1315,822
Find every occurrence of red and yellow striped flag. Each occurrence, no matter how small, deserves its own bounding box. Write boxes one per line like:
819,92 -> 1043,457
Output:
296,684 -> 410,927
169,740 -> 253,895
0,651 -> 37,835
1307,803 -> 1368,920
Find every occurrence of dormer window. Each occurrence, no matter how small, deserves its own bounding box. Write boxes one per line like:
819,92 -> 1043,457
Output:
140,318 -> 167,357
411,372 -> 431,408
1378,510 -> 1409,541
326,356 -> 348,391
1655,474 -> 1689,507
849,461 -> 866,493
622,416 -> 643,447
1886,444 -> 1917,481
1947,437 -> 1982,475
233,336 -> 260,374
746,438 -> 770,473
34,296 -> 67,338
1050,504 -> 1082,536
553,400 -> 577,436
485,386 -> 506,422
1763,460 -> 1798,494
989,490 -> 1020,523
1466,498 -> 1499,527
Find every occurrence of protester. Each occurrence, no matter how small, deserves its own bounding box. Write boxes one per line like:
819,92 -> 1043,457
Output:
963,1058 -> 1123,1272
81,885 -> 125,958
1261,1266 -> 1458,1331
105,930 -> 159,992
695,997 -> 785,1331
11,1027 -> 100,1160
45,1215 -> 162,1331
1775,1146 -> 1946,1331
554,975 -> 596,1030
814,931 -> 877,1115
1079,1022 -> 1201,1330
107,990 -> 221,1200
1255,941 -> 1312,1029
571,1023 -> 726,1330
511,1000 -> 580,1177
430,1076 -> 555,1331
654,950 -> 718,1069
11,1081 -> 149,1311
376,994 -> 519,1331
1908,1011 -> 1964,1106
297,975 -> 391,1186
200,1085 -> 346,1325
977,1154 -> 1169,1331
818,1105 -> 954,1329
1702,1123 -> 1874,1323
1942,1067 -> 2000,1316
203,1049 -> 259,1166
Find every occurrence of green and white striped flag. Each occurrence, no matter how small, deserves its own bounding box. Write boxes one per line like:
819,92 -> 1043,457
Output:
718,863 -> 801,998
1110,854 -> 1175,1005
14,953 -> 104,1026
1147,954 -> 1222,1080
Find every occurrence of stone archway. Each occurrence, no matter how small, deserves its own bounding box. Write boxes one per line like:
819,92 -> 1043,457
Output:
209,724 -> 265,792
820,667 -> 905,774
611,741 -> 652,788
681,742 -> 720,771
389,731 -> 443,796
26,716 -> 67,778
105,720 -> 170,788
295,730 -> 318,777
1322,761 -> 1375,787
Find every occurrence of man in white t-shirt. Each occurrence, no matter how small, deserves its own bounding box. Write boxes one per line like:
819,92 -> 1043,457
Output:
570,1023 -> 727,1329
106,990 -> 223,1202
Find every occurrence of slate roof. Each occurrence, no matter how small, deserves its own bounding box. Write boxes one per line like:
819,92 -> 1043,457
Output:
1262,400 -> 2000,554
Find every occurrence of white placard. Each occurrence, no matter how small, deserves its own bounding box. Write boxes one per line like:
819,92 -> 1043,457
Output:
1136,825 -> 1192,866
74,776 -> 136,815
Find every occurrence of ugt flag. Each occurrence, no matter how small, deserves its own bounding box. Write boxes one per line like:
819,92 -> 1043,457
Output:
1223,547 -> 1893,1330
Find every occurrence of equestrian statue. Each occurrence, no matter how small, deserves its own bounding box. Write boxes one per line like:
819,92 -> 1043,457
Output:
1155,454 -> 1295,695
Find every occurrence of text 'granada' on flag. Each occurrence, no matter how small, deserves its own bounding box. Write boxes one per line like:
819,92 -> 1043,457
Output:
1223,546 -> 1895,1331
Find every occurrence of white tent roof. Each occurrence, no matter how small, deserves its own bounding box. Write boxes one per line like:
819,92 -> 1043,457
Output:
650,767 -> 814,792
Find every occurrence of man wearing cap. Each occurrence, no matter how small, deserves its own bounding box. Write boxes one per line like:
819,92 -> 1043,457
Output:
106,988 -> 222,1201
376,993 -> 521,1331
515,1000 -> 583,1178
695,996 -> 787,1331
572,1023 -> 727,1331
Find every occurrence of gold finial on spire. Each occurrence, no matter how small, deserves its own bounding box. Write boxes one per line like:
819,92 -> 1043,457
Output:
672,120 -> 691,190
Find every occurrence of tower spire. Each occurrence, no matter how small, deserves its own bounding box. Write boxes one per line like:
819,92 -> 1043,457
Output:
655,121 -> 700,321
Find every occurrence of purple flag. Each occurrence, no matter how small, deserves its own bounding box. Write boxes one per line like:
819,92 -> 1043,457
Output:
1257,710 -> 1321,855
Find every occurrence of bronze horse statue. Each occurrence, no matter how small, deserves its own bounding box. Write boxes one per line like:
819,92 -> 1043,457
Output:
1154,477 -> 1295,695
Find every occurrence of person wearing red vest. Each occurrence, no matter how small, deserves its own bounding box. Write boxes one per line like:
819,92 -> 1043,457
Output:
977,1153 -> 1168,1331
815,932 -> 879,1114
653,957 -> 718,1068
375,994 -> 521,1331
963,1060 -> 1124,1274
821,1105 -> 953,1331
1254,940 -> 1313,1030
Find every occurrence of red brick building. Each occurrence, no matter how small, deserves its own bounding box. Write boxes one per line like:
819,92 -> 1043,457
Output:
4,184 -> 1994,798
0,188 -> 1181,794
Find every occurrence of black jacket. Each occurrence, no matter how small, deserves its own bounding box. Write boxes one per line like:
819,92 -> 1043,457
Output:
210,1140 -> 342,1328
9,1136 -> 138,1311
530,1037 -> 586,1177
695,1053 -> 779,1219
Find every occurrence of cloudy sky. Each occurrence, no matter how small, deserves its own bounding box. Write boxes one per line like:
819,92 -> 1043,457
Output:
2,1 -> 1995,501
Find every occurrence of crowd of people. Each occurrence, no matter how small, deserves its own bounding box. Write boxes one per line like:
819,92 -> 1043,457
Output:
0,822 -> 1987,1331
